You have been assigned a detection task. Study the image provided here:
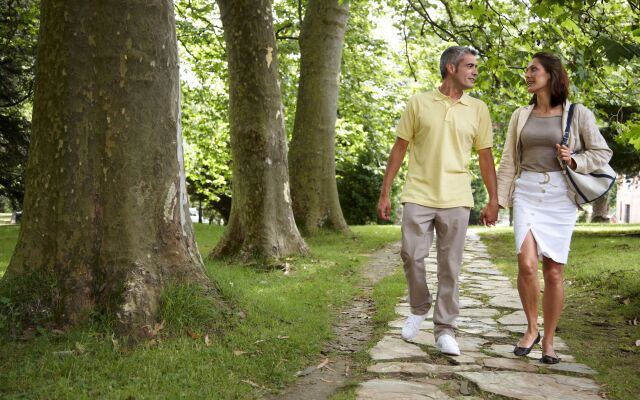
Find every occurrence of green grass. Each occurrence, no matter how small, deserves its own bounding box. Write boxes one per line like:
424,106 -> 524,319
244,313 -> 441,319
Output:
478,224 -> 640,400
0,224 -> 19,277
0,224 -> 401,399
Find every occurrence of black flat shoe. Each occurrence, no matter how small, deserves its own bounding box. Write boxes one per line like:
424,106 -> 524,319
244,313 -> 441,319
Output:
513,332 -> 541,356
540,353 -> 561,364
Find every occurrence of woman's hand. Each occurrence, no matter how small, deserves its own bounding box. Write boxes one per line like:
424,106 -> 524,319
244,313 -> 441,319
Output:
556,144 -> 576,170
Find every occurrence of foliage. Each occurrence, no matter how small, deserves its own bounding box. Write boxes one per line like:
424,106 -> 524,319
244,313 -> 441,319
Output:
335,1 -> 411,224
479,224 -> 640,400
0,0 -> 38,210
175,1 -> 232,220
468,155 -> 488,225
397,0 -> 640,162
0,224 -> 401,399
337,137 -> 393,225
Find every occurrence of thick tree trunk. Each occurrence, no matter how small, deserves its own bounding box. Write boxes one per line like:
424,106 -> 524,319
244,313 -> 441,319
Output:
289,0 -> 350,236
2,0 -> 212,336
590,195 -> 610,223
212,0 -> 307,261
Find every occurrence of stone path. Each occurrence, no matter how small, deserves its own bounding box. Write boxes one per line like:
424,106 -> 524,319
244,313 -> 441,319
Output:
356,230 -> 603,400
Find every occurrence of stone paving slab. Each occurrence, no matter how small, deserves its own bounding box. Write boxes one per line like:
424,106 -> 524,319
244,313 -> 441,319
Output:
457,371 -> 602,399
488,294 -> 523,309
357,379 -> 452,399
460,308 -> 499,318
356,231 -> 602,400
481,357 -> 539,372
370,336 -> 429,361
368,362 -> 481,377
404,330 -> 436,347
545,362 -> 597,375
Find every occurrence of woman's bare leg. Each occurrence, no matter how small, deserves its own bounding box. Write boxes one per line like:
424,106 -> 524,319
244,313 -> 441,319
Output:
541,257 -> 564,356
516,231 -> 541,346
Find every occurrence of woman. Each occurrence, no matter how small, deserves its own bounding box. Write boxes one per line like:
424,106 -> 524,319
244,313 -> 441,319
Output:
496,52 -> 612,364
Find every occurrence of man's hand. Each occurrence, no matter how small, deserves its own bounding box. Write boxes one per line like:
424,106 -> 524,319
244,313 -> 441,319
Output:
479,203 -> 499,226
377,195 -> 392,221
376,138 -> 409,222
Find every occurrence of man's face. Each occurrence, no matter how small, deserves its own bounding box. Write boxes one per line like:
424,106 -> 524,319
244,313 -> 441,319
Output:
450,54 -> 478,89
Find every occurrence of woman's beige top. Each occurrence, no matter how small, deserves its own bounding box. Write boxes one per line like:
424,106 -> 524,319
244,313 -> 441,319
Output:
496,101 -> 613,208
519,115 -> 562,172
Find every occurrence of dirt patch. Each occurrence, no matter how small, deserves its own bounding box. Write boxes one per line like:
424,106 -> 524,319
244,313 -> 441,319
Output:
264,242 -> 402,400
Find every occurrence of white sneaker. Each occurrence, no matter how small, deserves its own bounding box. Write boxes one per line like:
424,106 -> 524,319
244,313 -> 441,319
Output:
401,313 -> 427,340
436,334 -> 461,356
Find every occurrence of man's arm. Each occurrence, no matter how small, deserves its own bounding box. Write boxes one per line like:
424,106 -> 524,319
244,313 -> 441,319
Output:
377,138 -> 409,221
478,148 -> 499,226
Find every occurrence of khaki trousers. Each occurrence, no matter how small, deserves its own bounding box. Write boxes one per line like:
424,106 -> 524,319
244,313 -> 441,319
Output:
400,203 -> 469,338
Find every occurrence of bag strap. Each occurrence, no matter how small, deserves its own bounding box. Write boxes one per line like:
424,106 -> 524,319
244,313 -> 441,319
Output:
561,103 -> 576,146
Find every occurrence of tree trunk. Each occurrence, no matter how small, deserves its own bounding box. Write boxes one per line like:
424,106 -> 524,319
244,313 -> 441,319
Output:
2,0 -> 212,336
289,0 -> 350,236
211,0 -> 307,261
590,195 -> 610,223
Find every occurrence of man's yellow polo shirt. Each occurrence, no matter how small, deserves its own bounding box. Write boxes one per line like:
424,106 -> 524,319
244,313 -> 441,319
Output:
396,89 -> 493,208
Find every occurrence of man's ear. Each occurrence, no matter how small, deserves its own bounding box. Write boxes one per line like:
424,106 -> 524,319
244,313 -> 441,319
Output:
446,63 -> 456,76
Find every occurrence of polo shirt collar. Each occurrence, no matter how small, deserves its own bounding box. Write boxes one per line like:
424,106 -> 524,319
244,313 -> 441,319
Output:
433,89 -> 471,106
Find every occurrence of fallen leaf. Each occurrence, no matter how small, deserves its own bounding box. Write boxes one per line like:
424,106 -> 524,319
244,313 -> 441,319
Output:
110,334 -> 119,351
316,358 -> 329,370
623,298 -> 631,305
233,350 -> 247,356
186,329 -> 200,340
277,335 -> 289,340
238,310 -> 246,319
204,334 -> 211,346
143,320 -> 165,337
75,342 -> 86,354
283,263 -> 291,275
241,379 -> 266,390
635,340 -> 640,347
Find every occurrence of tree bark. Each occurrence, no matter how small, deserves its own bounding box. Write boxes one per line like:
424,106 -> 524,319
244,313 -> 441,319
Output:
289,0 -> 350,236
211,0 -> 308,261
2,0 -> 212,336
590,195 -> 610,223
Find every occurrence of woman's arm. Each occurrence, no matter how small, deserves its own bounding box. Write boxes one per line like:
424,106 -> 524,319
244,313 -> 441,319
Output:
496,109 -> 520,208
571,105 -> 613,174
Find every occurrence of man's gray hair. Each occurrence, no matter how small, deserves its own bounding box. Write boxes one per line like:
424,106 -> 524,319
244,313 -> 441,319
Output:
439,46 -> 478,79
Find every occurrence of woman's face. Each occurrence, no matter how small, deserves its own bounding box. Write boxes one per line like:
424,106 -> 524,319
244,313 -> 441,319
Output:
524,58 -> 551,94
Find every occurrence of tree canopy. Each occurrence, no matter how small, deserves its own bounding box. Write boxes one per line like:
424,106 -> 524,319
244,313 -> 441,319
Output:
3,0 -> 640,220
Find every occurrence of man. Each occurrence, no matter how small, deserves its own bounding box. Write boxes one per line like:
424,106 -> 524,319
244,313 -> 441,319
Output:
377,46 -> 498,356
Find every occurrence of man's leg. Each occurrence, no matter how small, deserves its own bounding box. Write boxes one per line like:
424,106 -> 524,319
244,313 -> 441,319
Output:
400,203 -> 436,339
433,207 -> 470,340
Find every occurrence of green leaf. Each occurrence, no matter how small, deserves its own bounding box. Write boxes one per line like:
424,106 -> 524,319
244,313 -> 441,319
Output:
560,19 -> 580,34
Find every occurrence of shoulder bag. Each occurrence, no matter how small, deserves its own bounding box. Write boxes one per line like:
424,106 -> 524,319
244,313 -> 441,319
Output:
560,104 -> 616,205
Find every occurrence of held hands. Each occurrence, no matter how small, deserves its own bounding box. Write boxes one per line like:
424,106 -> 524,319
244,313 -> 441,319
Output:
556,144 -> 576,170
479,202 -> 499,227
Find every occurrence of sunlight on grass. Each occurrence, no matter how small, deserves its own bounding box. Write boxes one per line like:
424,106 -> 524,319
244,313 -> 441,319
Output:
0,224 -> 401,399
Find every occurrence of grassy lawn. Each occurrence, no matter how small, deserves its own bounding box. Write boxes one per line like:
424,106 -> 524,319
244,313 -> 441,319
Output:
478,224 -> 640,400
0,224 -> 402,399
0,224 -> 19,277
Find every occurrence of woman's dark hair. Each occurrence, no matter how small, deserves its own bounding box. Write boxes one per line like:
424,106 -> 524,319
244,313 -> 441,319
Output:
529,52 -> 569,107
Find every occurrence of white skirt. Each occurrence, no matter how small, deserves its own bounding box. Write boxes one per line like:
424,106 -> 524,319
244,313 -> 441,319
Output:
512,170 -> 578,264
